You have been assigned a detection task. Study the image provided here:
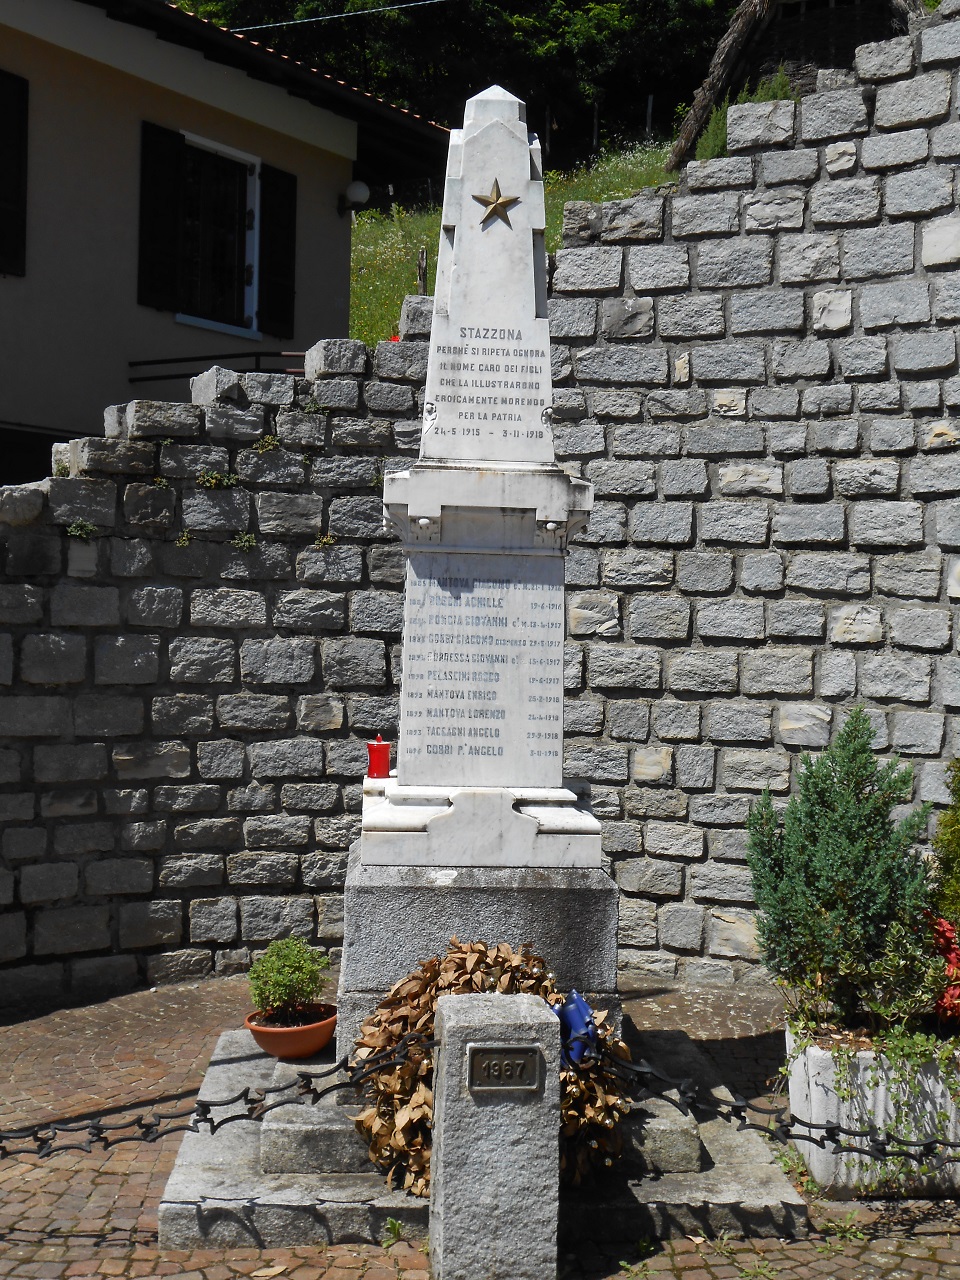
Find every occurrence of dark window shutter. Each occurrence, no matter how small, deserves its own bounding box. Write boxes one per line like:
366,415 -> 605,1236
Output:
138,121 -> 184,311
0,69 -> 29,277
258,163 -> 297,339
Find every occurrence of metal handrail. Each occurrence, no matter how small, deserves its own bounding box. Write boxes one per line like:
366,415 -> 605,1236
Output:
128,350 -> 305,384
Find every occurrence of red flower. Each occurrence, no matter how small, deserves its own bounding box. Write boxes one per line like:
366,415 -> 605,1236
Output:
929,915 -> 960,1021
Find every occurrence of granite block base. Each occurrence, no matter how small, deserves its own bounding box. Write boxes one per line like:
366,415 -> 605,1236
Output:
336,844 -> 619,1058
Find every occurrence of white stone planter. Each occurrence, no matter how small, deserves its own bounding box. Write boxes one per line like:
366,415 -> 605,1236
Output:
786,1028 -> 960,1198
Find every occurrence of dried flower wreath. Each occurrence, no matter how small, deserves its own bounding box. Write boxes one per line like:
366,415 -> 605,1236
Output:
352,937 -> 632,1197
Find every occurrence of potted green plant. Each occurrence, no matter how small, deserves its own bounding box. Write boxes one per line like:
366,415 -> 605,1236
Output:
244,937 -> 336,1060
747,706 -> 960,1197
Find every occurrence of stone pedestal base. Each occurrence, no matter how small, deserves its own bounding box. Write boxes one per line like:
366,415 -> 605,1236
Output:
336,844 -> 619,1058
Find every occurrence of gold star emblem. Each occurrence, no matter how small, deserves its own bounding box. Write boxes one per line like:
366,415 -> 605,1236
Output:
472,178 -> 521,227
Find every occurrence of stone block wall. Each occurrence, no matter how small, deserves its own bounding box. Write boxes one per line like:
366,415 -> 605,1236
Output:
0,352 -> 425,1009
548,0 -> 960,988
5,1 -> 960,1007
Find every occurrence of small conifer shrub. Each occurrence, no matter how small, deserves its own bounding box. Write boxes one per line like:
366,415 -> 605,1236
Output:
747,706 -> 933,1030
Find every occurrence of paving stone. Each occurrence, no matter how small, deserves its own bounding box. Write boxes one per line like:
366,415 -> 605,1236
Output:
696,599 -> 765,641
626,244 -> 690,291
667,650 -> 738,694
885,166 -> 953,217
778,702 -> 832,747
773,503 -> 845,545
824,591 -> 880,644
553,246 -> 623,292
860,279 -> 931,329
741,648 -> 813,695
810,177 -> 880,225
855,34 -> 914,81
703,704 -> 773,752
800,88 -> 867,141
778,231 -> 840,283
671,193 -> 739,237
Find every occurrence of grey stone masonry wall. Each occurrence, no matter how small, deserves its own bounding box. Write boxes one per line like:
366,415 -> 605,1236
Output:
6,1 -> 960,1008
549,0 -> 960,990
0,353 -> 424,1010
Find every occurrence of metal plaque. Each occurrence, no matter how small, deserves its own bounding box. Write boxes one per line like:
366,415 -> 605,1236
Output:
467,1044 -> 542,1093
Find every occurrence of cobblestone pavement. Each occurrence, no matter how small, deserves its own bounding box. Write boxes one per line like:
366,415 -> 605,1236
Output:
3,977 -> 960,1279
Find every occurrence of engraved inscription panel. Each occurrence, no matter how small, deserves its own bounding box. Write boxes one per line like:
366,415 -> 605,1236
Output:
468,1044 -> 542,1094
421,315 -> 554,465
398,551 -> 564,788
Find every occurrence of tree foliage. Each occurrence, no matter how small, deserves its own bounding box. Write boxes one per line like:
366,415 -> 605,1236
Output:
747,707 -> 934,1031
177,0 -> 736,166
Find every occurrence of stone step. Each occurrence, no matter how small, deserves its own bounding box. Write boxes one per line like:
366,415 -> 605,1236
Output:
159,1030 -> 426,1249
262,1053 -> 369,1175
159,1026 -> 807,1250
622,1096 -> 704,1175
571,1027 -> 807,1239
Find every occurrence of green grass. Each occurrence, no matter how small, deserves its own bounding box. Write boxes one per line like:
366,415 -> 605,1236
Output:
349,143 -> 670,347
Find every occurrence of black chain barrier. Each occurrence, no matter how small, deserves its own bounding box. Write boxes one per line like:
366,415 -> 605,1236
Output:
4,1028 -> 960,1171
592,1041 -> 960,1171
0,1032 -> 435,1162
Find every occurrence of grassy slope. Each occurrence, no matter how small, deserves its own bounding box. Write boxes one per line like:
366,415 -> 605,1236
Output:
349,144 -> 670,347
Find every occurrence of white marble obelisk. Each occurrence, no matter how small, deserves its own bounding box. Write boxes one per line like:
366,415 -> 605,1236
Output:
337,88 -> 618,1052
360,85 -> 598,867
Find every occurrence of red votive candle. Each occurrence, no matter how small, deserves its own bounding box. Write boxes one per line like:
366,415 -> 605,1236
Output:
367,735 -> 391,778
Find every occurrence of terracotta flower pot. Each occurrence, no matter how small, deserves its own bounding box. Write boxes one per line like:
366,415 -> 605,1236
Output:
244,1003 -> 338,1060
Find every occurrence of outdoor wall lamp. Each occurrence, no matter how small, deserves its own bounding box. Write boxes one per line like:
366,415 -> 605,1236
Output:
338,179 -> 371,217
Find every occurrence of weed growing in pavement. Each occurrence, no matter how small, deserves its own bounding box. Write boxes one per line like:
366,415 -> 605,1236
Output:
824,1210 -> 867,1242
737,1260 -> 778,1280
815,1239 -> 845,1257
617,1263 -> 648,1278
706,1234 -> 780,1280
772,1142 -> 819,1196
710,1231 -> 736,1260
382,1217 -> 405,1245
618,1238 -> 656,1276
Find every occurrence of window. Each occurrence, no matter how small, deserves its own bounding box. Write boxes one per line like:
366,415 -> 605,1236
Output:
0,68 -> 29,277
137,122 -> 297,338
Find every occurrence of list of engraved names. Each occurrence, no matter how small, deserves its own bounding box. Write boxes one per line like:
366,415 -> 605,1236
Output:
398,552 -> 565,788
